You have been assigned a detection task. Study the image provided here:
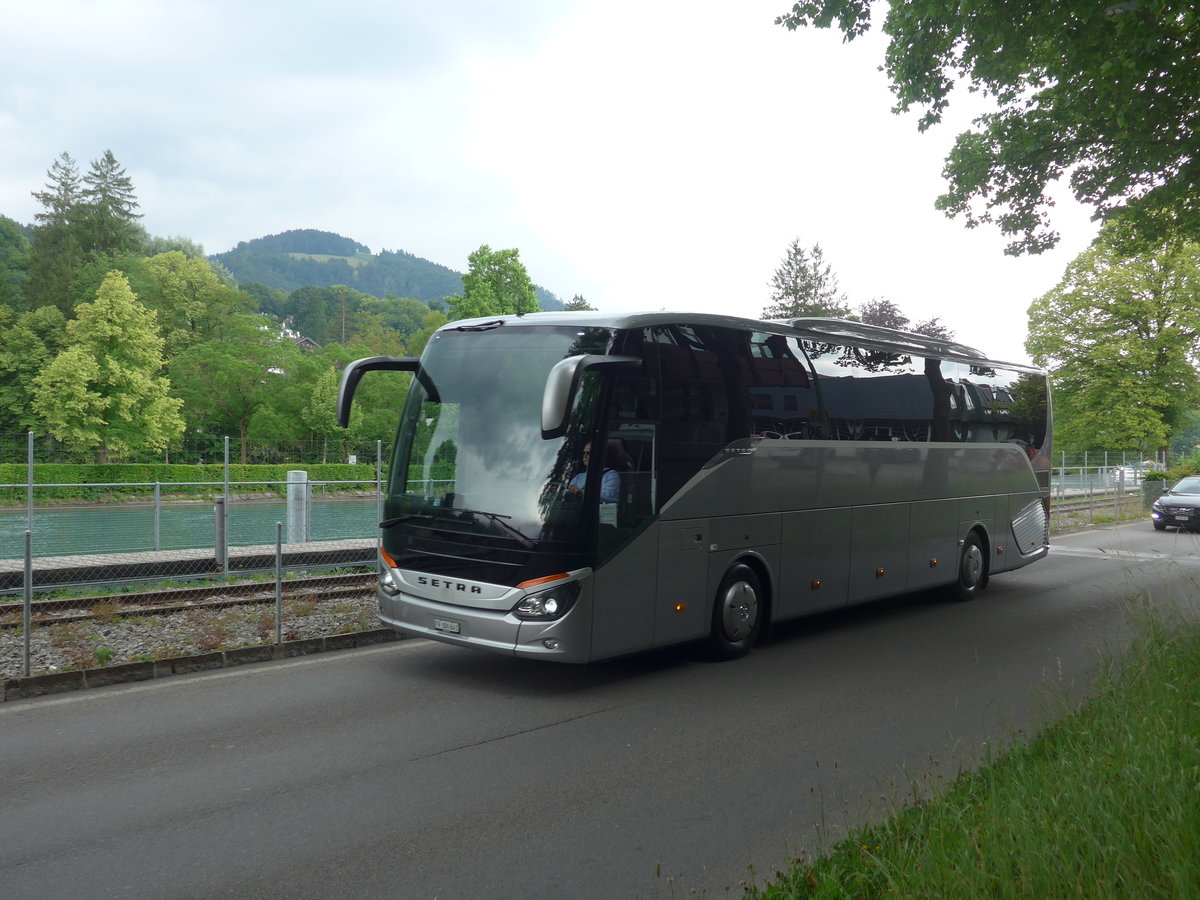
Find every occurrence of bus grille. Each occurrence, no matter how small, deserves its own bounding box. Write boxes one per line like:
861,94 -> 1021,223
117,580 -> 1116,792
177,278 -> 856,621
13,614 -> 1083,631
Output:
1011,499 -> 1048,555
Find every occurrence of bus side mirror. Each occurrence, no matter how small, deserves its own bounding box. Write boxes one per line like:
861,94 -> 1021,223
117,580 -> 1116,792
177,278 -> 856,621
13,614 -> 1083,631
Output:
541,355 -> 641,439
337,356 -> 419,427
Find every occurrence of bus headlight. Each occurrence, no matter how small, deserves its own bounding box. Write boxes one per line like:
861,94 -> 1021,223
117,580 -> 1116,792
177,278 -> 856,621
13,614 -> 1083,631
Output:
379,567 -> 400,596
513,581 -> 580,620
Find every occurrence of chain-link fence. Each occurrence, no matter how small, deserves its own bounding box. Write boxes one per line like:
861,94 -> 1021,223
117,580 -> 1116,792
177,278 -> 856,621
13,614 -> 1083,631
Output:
1,436 -> 392,683
1,440 -> 1178,684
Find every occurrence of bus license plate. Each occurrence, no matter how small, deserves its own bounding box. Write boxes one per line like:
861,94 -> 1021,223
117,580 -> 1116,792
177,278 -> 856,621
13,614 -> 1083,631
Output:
433,617 -> 461,634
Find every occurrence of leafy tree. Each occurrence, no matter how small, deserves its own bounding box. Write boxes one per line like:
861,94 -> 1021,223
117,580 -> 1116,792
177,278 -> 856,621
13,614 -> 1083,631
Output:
347,311 -> 407,356
564,294 -> 597,311
911,317 -> 955,340
80,150 -> 143,255
0,306 -> 67,431
32,271 -> 184,461
26,152 -> 86,312
763,239 -> 852,319
857,298 -> 909,330
143,234 -> 206,258
171,316 -> 300,463
140,251 -> 255,356
0,216 -> 31,308
1026,226 -> 1200,452
777,1 -> 1200,255
357,295 -> 440,338
240,281 -> 288,319
30,152 -> 83,229
447,245 -> 539,320
285,285 -> 366,345
406,309 -> 449,358
302,366 -> 361,462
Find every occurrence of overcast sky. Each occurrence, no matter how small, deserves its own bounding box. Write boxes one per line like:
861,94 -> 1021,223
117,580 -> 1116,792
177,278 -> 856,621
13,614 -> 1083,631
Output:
1,0 -> 1100,364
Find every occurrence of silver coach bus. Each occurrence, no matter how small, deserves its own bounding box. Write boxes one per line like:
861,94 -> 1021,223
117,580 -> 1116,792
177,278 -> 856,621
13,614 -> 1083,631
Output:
337,312 -> 1051,662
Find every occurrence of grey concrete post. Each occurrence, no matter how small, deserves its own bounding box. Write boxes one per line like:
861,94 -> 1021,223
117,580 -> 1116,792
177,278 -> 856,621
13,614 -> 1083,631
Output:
286,470 -> 310,543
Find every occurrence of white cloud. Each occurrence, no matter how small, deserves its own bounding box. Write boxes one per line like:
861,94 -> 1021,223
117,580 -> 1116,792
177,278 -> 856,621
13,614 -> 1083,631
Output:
0,0 -> 1099,363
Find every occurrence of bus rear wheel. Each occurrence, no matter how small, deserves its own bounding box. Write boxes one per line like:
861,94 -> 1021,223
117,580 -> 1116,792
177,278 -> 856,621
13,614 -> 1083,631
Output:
706,564 -> 762,660
950,532 -> 988,602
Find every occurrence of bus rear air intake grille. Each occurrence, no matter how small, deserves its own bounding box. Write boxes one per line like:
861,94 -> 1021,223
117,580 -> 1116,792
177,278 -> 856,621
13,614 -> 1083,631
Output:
1011,500 -> 1048,556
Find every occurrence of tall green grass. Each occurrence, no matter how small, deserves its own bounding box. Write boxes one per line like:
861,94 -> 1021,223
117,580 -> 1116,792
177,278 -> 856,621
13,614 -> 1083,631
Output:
749,616 -> 1200,898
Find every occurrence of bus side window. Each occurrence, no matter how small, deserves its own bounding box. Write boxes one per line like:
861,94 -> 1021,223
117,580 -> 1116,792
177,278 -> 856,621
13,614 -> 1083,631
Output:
746,334 -> 819,438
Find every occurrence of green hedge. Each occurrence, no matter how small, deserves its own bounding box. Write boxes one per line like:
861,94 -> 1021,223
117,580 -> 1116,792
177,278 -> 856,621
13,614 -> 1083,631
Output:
0,463 -> 387,504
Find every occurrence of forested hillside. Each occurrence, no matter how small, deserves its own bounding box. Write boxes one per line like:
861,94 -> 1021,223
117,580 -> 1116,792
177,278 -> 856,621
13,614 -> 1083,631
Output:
211,229 -> 564,310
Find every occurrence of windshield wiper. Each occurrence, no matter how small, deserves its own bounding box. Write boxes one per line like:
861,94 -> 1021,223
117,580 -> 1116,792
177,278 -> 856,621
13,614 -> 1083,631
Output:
379,515 -> 421,529
452,320 -> 504,332
382,507 -> 536,548
447,507 -> 536,548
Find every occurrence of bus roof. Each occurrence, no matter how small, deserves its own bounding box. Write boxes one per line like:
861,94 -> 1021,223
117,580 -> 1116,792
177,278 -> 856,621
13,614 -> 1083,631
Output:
438,311 -> 1043,373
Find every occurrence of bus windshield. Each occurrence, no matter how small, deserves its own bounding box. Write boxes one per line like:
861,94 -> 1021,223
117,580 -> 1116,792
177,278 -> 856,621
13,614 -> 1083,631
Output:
388,324 -> 615,549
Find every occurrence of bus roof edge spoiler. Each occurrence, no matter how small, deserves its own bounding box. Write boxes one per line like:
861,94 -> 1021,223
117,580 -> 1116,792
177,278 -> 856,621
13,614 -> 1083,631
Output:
541,354 -> 640,439
337,356 -> 419,428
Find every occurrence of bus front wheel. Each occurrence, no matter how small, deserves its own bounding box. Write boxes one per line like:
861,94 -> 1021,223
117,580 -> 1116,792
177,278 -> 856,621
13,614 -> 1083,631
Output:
706,564 -> 762,660
950,532 -> 988,602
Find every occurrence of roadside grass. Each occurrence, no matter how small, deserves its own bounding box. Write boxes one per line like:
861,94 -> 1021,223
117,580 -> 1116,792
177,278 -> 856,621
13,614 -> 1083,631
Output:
747,610 -> 1200,898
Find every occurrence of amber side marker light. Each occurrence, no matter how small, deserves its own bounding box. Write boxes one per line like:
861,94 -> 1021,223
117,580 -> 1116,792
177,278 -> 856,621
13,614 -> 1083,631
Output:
517,573 -> 570,590
674,603 -> 687,613
380,548 -> 399,569
811,580 -> 822,590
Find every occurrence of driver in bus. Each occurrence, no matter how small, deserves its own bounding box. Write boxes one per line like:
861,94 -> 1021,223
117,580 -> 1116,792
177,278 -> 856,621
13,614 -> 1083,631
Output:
568,441 -> 621,503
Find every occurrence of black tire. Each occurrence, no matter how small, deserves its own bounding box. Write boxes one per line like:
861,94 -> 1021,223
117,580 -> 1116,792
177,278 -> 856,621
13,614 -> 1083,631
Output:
705,564 -> 763,660
949,531 -> 988,602
1153,520 -> 1167,531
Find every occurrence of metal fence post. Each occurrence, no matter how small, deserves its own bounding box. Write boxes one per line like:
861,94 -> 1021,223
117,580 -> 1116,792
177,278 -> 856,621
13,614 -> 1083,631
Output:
275,521 -> 283,645
26,431 -> 34,533
23,530 -> 32,678
214,497 -> 227,571
153,482 -> 161,552
223,436 -> 231,577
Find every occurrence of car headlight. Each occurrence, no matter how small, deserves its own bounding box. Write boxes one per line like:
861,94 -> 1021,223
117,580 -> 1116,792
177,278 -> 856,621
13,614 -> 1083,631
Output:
513,581 -> 580,620
1151,502 -> 1164,513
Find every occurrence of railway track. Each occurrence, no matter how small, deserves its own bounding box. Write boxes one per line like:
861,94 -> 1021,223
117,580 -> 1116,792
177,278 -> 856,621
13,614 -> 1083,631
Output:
0,572 -> 379,628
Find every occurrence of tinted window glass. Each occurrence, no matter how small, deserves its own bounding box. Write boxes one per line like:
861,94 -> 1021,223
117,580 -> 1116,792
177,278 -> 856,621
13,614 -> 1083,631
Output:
956,364 -> 1048,454
747,333 -> 819,438
803,342 -> 951,441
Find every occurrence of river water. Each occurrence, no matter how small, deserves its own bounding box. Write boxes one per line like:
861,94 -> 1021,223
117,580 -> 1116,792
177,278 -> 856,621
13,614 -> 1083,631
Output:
1,497 -> 382,559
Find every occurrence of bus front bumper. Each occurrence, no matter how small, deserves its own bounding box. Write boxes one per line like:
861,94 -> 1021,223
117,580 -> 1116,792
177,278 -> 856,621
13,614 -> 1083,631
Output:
379,587 -> 592,663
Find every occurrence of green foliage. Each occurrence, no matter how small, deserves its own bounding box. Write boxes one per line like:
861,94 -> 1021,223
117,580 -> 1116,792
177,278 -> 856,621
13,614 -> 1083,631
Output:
139,251 -> 256,356
0,216 -> 31,307
1026,226 -> 1200,451
564,293 -> 597,311
79,149 -> 143,256
763,240 -> 852,319
32,271 -> 184,460
856,298 -> 908,330
211,230 -> 469,303
448,244 -> 540,320
749,617 -> 1200,898
170,315 -> 300,462
777,1 -> 1200,255
0,306 -> 67,431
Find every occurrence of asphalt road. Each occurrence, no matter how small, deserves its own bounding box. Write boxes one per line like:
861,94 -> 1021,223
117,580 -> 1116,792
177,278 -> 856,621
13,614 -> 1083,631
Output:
3,521 -> 1199,899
